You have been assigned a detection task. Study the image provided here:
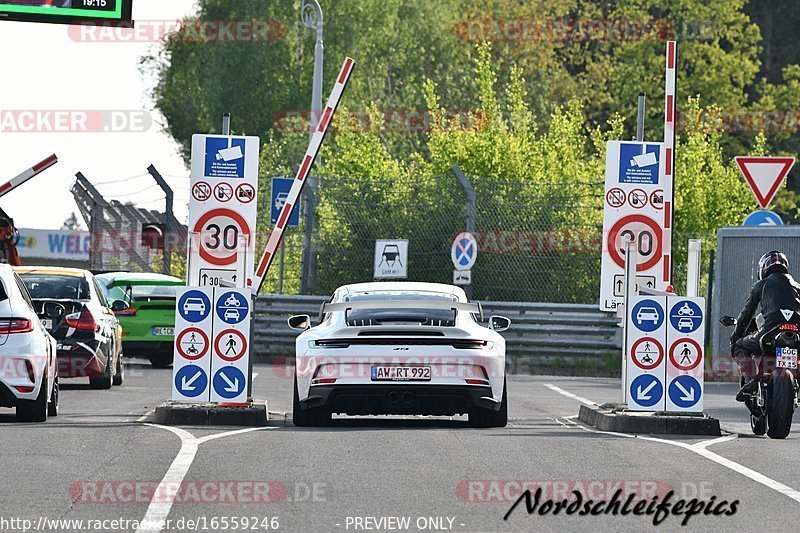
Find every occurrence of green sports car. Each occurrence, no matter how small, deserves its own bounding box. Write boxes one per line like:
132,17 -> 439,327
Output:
95,272 -> 184,368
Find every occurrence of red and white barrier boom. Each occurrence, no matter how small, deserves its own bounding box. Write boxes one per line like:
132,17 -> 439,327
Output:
0,154 -> 58,198
253,57 -> 355,295
661,41 -> 677,286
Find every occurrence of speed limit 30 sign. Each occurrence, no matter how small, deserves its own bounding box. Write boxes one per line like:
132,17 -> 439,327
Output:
599,141 -> 672,312
188,135 -> 260,288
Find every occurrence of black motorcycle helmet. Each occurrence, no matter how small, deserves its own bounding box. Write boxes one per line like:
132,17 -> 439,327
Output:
758,250 -> 790,280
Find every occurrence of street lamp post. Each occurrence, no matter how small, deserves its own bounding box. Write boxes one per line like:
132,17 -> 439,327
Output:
302,0 -> 324,137
300,0 -> 323,294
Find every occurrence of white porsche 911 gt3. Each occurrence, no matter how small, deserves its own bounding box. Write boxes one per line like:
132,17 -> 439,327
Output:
288,282 -> 510,427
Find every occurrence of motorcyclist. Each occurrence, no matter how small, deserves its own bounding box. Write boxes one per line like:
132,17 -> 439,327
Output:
731,251 -> 800,401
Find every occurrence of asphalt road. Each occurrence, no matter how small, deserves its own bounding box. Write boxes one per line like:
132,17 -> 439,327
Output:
1,360 -> 798,533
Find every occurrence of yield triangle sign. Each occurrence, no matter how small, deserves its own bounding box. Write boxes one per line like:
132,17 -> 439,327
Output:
735,156 -> 796,209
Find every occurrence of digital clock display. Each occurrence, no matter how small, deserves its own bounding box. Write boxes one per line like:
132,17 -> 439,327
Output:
0,0 -> 132,26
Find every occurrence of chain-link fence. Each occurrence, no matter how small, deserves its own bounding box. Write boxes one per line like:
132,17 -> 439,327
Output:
259,167 -> 664,304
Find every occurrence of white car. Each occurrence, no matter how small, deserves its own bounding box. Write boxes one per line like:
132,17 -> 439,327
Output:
288,282 -> 510,427
0,265 -> 59,422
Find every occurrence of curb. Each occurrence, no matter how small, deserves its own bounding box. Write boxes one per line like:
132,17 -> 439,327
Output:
578,403 -> 721,436
153,400 -> 269,427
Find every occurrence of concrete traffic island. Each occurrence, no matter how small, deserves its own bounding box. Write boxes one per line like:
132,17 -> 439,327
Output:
578,403 -> 721,436
153,400 -> 269,427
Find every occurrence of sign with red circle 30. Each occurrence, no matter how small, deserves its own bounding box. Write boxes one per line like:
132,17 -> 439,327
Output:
215,329 -> 248,362
607,215 -> 663,271
669,338 -> 703,371
630,336 -> 664,370
193,208 -> 251,267
175,327 -> 209,360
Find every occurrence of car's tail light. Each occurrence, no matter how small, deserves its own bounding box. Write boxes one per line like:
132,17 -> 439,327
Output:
15,386 -> 34,394
312,378 -> 337,385
465,379 -> 490,385
65,309 -> 97,331
0,318 -> 33,334
115,308 -> 137,317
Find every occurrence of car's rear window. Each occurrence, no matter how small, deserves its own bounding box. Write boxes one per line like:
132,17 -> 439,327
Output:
20,274 -> 91,301
344,291 -> 458,326
129,284 -> 179,300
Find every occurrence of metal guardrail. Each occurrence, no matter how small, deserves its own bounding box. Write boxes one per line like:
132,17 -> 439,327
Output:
253,295 -> 622,371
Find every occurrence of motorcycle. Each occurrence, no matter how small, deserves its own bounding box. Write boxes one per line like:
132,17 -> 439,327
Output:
720,312 -> 800,439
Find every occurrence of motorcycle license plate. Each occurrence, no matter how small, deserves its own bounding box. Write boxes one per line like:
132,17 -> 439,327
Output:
776,347 -> 798,369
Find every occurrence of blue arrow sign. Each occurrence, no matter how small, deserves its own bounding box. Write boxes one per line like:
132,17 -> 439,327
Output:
743,210 -> 783,227
216,291 -> 249,325
174,365 -> 208,398
669,300 -> 703,334
668,375 -> 701,409
213,366 -> 246,399
178,290 -> 211,323
631,299 -> 664,333
271,177 -> 300,227
630,374 -> 663,408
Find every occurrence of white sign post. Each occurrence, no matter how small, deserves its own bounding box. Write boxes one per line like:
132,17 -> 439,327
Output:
172,287 -> 214,402
188,134 -> 260,288
599,141 -> 671,312
209,288 -> 251,404
374,240 -> 408,279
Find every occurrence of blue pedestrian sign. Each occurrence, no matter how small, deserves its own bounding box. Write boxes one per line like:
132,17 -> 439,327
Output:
213,366 -> 246,399
216,291 -> 249,325
631,299 -> 664,333
619,143 -> 661,185
271,177 -> 300,227
743,210 -> 783,227
669,300 -> 703,334
174,365 -> 208,398
178,290 -> 211,323
668,375 -> 701,409
629,374 -> 663,408
204,137 -> 246,179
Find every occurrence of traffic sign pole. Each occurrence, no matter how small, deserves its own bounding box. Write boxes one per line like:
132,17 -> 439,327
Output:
686,239 -> 701,298
254,57 -> 355,295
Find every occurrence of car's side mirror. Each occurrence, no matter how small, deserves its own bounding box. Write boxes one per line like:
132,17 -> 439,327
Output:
288,314 -> 311,331
489,315 -> 511,332
43,302 -> 65,319
111,300 -> 130,313
720,316 -> 737,327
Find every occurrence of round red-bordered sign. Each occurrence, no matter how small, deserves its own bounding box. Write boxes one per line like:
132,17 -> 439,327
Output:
235,183 -> 256,204
175,327 -> 209,360
193,208 -> 251,266
192,181 -> 211,202
650,189 -> 664,210
606,188 -> 625,208
607,215 -> 663,271
214,182 -> 233,203
215,329 -> 248,362
630,336 -> 664,370
628,189 -> 647,209
669,338 -> 703,371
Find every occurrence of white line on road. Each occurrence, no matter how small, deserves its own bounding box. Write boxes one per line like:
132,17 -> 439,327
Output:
543,383 -> 597,406
546,383 -> 800,505
136,424 -> 275,533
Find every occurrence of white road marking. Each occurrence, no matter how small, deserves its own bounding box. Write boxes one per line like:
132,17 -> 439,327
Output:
136,424 -> 275,533
543,383 -> 597,406
135,409 -> 155,423
546,383 -> 800,505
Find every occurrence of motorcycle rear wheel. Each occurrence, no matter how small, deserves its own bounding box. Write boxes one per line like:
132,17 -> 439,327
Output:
767,371 -> 795,439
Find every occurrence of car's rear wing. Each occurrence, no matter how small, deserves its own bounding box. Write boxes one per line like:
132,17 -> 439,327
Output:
319,300 -> 483,322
